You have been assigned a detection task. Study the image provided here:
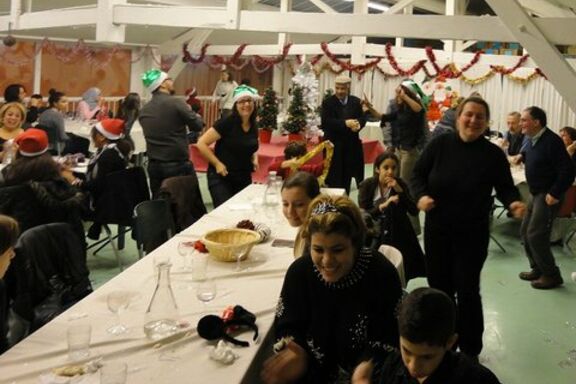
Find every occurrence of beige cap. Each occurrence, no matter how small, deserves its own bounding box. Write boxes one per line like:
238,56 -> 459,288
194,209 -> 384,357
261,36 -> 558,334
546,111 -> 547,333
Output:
335,75 -> 351,84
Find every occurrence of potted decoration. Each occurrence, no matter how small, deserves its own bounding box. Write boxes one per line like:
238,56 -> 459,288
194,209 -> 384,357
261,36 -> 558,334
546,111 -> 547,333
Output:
282,85 -> 307,142
257,87 -> 278,144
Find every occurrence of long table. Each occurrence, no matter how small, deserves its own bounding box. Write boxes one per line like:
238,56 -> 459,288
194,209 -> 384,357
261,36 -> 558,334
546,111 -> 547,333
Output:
189,135 -> 385,183
0,184 -> 300,383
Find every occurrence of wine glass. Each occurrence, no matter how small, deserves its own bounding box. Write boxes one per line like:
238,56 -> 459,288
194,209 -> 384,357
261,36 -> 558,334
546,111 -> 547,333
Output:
177,241 -> 194,272
232,245 -> 247,272
107,291 -> 131,335
196,278 -> 217,313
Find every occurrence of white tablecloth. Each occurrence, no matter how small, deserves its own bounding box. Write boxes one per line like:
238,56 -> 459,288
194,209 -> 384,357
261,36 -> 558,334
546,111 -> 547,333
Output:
65,120 -> 146,154
0,184 -> 302,383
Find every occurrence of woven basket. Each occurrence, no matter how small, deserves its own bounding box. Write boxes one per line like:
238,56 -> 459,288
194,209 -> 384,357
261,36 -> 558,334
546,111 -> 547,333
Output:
202,228 -> 261,262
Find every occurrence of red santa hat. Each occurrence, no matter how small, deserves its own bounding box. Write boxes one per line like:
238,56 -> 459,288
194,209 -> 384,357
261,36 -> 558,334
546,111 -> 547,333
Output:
94,119 -> 125,140
15,128 -> 49,157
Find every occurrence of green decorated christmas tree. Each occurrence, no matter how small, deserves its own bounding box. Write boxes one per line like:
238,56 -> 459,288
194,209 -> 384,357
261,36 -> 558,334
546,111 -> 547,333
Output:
258,87 -> 278,131
283,84 -> 307,134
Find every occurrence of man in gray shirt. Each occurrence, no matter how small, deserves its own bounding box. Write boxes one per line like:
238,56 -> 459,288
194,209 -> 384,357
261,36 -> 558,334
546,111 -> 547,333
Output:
139,69 -> 203,197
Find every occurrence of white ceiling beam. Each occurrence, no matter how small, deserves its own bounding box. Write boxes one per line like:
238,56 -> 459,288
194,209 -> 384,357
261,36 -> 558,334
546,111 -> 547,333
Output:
395,4 -> 412,48
97,0 -> 126,44
110,6 -> 576,45
10,0 -> 22,28
393,0 -> 444,14
386,0 -> 417,15
307,0 -> 337,14
486,0 -> 576,114
351,0 -> 368,65
518,0 -> 575,17
236,12 -> 576,45
112,5 -> 229,29
0,7 -> 96,31
277,0 -> 292,52
142,0 -> 226,5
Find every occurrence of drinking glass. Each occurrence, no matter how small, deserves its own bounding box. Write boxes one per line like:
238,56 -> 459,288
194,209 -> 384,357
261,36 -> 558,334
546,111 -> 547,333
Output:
67,324 -> 92,361
196,278 -> 217,312
177,241 -> 194,272
232,245 -> 248,272
107,291 -> 130,335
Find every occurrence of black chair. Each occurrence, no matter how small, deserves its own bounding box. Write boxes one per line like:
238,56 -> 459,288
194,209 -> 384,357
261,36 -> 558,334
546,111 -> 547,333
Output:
134,199 -> 176,258
87,167 -> 150,269
4,223 -> 92,341
62,132 -> 90,157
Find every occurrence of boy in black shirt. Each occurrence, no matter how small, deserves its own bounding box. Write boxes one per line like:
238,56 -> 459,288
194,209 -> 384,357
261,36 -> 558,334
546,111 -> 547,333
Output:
353,287 -> 500,384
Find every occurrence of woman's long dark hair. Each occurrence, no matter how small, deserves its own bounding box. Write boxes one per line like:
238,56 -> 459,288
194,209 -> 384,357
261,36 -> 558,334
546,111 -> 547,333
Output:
48,88 -> 65,108
4,153 -> 61,185
0,215 -> 19,255
116,93 -> 140,121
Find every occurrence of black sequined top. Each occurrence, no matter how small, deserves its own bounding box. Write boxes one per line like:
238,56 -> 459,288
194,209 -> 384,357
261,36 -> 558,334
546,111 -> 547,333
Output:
274,247 -> 403,383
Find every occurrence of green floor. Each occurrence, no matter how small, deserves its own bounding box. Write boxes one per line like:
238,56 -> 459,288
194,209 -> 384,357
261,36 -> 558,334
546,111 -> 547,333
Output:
86,168 -> 576,384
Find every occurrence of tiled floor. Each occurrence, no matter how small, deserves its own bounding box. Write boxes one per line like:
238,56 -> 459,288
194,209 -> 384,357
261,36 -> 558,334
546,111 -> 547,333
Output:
86,169 -> 576,384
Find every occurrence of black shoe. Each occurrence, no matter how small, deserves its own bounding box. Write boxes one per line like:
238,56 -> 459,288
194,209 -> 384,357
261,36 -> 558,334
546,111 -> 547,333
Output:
550,239 -> 563,247
87,223 -> 101,241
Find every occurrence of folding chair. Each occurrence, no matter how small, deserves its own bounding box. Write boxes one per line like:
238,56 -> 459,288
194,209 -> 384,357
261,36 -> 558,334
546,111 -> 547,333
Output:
87,167 -> 150,269
134,199 -> 176,258
378,244 -> 406,288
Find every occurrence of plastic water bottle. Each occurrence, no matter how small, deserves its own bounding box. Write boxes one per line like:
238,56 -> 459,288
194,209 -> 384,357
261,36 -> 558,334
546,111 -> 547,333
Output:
263,171 -> 280,207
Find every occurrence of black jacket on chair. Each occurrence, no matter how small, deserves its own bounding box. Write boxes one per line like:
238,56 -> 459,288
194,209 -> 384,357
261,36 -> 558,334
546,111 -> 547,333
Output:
93,167 -> 150,226
4,223 -> 92,333
159,175 -> 207,232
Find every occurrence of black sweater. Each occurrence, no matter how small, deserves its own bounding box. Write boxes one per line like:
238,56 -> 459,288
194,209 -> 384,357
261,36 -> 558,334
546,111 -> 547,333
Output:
275,248 -> 402,382
523,128 -> 574,198
411,132 -> 520,226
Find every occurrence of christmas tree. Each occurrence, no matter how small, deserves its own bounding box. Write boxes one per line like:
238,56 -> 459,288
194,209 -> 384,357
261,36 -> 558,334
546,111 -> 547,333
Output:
283,62 -> 322,138
283,84 -> 307,134
258,87 -> 278,131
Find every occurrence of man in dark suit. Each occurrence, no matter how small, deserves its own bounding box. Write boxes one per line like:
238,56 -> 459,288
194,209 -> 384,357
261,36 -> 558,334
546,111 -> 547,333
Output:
320,75 -> 366,194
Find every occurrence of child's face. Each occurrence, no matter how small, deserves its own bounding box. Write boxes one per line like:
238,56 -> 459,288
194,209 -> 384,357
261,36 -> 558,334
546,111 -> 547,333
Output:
400,337 -> 450,382
376,158 -> 397,184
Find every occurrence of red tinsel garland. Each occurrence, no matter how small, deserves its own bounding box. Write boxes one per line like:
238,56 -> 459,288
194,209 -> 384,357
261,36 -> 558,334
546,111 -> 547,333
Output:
490,54 -> 529,74
321,42 -> 381,74
424,46 -> 483,78
182,43 -> 210,64
385,43 -> 427,77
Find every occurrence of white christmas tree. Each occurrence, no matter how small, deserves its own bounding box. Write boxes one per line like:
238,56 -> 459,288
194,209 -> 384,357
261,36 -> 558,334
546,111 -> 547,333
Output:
290,62 -> 322,138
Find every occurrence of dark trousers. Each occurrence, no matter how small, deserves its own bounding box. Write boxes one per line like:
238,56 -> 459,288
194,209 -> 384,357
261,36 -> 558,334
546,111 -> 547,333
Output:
207,169 -> 251,208
148,160 -> 195,198
424,217 -> 490,356
520,192 -> 561,276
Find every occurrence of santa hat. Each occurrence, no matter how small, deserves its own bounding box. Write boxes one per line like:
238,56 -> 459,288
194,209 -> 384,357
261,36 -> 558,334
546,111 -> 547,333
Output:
185,87 -> 197,98
232,85 -> 259,104
401,79 -> 426,100
141,69 -> 169,93
15,128 -> 48,157
94,119 -> 125,140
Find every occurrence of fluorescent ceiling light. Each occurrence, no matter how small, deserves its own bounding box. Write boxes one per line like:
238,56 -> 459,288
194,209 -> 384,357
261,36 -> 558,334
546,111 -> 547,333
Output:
343,0 -> 390,12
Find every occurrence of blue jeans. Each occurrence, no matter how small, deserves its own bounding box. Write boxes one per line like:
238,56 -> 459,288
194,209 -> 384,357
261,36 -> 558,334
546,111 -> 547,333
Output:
148,160 -> 195,198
